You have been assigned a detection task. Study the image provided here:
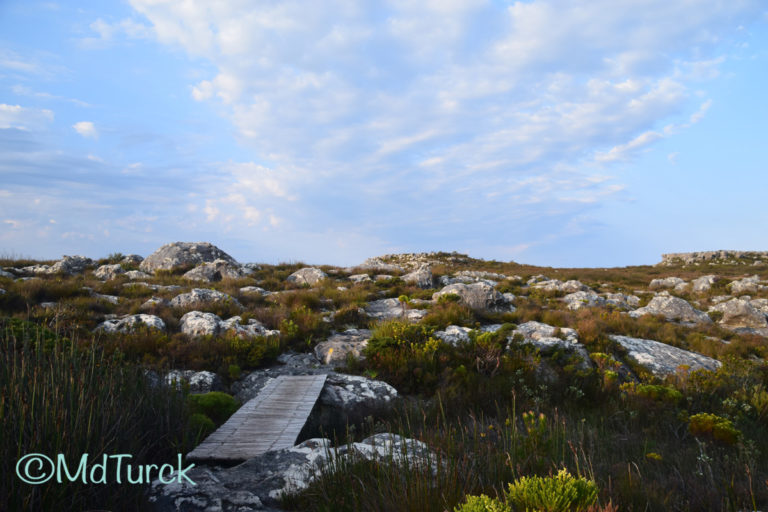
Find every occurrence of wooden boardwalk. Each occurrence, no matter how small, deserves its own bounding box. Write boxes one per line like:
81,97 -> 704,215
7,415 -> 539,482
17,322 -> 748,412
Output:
187,374 -> 327,462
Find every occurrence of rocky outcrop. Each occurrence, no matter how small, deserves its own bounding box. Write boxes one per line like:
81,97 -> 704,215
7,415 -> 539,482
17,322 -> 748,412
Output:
610,335 -> 721,377
432,282 -> 513,311
165,370 -> 225,393
95,314 -> 165,333
240,286 -> 271,296
21,255 -> 93,276
531,279 -> 589,293
562,291 -> 605,310
629,293 -> 711,324
708,298 -> 768,329
510,321 -> 590,369
140,242 -> 237,273
314,329 -> 371,365
433,325 -> 474,346
604,293 -> 641,310
729,275 -> 767,295
0,269 -> 14,279
182,259 -> 250,282
402,264 -> 433,289
140,296 -> 170,310
124,270 -> 151,280
93,264 -> 125,280
286,267 -> 327,286
148,434 -> 433,511
353,257 -> 405,273
365,298 -> 428,321
649,277 -> 685,290
691,275 -> 718,293
658,251 -> 768,266
120,254 -> 144,265
348,274 -> 372,284
180,312 -> 277,338
170,288 -> 242,309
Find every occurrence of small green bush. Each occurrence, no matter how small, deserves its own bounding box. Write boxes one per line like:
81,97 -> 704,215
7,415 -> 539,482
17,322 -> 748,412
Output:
688,412 -> 741,445
505,469 -> 598,512
454,494 -> 511,512
187,391 -> 239,425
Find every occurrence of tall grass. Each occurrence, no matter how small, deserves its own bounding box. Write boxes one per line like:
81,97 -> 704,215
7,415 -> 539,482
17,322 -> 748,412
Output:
0,318 -> 193,511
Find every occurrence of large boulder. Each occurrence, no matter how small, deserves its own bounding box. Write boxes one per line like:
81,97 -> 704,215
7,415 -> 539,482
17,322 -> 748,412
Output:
709,298 -> 768,329
170,288 -> 242,309
95,314 -> 165,333
729,275 -> 766,295
314,329 -> 371,365
182,259 -> 250,282
610,335 -> 721,377
629,293 -> 711,324
432,282 -> 511,311
140,242 -> 237,273
93,264 -> 125,280
286,267 -> 327,286
180,312 -> 276,338
365,298 -> 428,321
691,275 -> 719,293
402,264 -> 434,289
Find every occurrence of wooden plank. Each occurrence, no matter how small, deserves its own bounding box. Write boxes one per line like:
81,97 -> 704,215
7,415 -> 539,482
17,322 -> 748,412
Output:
187,374 -> 327,462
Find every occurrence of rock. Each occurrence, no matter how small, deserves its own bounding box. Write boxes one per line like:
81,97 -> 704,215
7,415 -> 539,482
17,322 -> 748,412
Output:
182,259 -> 250,282
402,264 -> 433,289
562,291 -> 605,310
286,267 -> 327,286
374,274 -> 394,281
0,288 -> 5,294
432,282 -> 512,311
729,275 -> 766,295
139,242 -> 237,273
649,277 -> 686,290
527,275 -> 550,284
439,270 -> 506,287
314,329 -> 371,365
93,264 -> 125,280
120,254 -> 144,265
240,286 -> 271,296
433,325 -> 473,346
21,255 -> 93,276
711,295 -> 732,305
140,296 -> 170,310
124,270 -> 151,280
95,314 -> 165,333
354,257 -> 405,273
348,274 -> 372,284
148,433 -> 432,511
629,293 -> 711,324
610,334 -> 721,377
170,288 -> 242,309
179,311 -> 222,337
165,370 -> 225,393
658,251 -> 768,266
92,292 -> 119,304
365,298 -> 428,321
0,269 -> 14,279
604,293 -> 641,310
691,275 -> 719,293
222,316 -> 278,338
512,321 -> 579,347
532,279 -> 589,293
709,298 -> 768,329
457,270 -> 507,281
750,298 -> 768,315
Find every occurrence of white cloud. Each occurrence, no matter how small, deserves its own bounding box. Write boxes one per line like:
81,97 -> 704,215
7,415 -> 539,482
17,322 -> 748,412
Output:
73,121 -> 98,139
0,104 -> 54,130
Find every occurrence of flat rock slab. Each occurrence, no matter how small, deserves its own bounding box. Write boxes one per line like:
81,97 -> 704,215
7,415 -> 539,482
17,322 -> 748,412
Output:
187,374 -> 327,463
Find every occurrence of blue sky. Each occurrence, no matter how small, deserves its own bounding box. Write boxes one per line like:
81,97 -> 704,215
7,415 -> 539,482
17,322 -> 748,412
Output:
1,1 -> 767,267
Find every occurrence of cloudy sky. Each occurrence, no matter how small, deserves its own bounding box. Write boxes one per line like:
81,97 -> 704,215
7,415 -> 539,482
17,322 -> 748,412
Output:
1,1 -> 767,267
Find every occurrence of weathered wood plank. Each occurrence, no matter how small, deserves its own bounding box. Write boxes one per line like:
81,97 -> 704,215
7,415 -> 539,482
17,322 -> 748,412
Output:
186,374 -> 327,462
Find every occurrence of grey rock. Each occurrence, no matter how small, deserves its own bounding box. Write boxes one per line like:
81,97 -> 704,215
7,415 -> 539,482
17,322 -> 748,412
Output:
562,291 -> 605,310
532,279 -> 589,293
348,274 -> 372,284
354,257 -> 404,273
182,259 -> 249,282
51,255 -> 93,275
286,267 -> 327,286
711,295 -> 733,305
93,263 -> 125,280
124,270 -> 151,280
750,298 -> 768,315
95,314 -> 165,333
432,282 -> 512,311
691,275 -> 719,293
165,370 -> 225,393
0,288 -> 5,295
314,329 -> 371,365
510,321 -> 590,369
649,277 -> 686,290
0,269 -> 14,279
604,293 -> 641,309
92,292 -> 119,304
374,274 -> 394,281
140,242 -> 237,273
709,298 -> 768,329
120,254 -> 144,265
170,288 -> 242,309
629,293 -> 711,324
365,298 -> 428,321
140,296 -> 170,310
402,264 -> 433,289
610,334 -> 721,377
179,311 -> 221,337
433,325 -> 473,346
222,316 -> 278,338
729,275 -> 766,295
240,286 -> 271,296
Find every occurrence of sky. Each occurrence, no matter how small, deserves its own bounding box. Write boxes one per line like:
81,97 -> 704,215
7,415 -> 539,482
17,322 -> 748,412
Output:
1,0 -> 767,268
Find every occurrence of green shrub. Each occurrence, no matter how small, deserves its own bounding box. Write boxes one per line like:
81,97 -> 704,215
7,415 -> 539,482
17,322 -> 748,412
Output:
505,469 -> 598,512
187,391 -> 239,425
688,412 -> 741,445
454,494 -> 511,512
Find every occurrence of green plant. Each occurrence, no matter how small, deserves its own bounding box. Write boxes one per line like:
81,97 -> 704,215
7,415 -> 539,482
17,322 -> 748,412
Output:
688,413 -> 741,446
505,469 -> 598,512
454,494 -> 511,512
187,391 -> 239,425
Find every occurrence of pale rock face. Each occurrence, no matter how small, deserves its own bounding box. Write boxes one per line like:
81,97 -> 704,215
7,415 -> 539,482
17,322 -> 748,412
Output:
165,370 -> 225,393
182,259 -> 250,282
562,291 -> 605,310
439,270 -> 506,287
629,293 -> 711,324
610,335 -> 721,377
510,321 -> 591,369
604,293 -> 641,309
750,298 -> 768,315
139,296 -> 170,310
320,373 -> 398,409
729,275 -> 767,295
222,316 -> 277,338
433,325 -> 474,346
649,277 -> 686,290
432,282 -> 512,311
120,254 -> 144,265
95,314 -> 165,333
354,257 -> 405,273
179,311 -> 221,337
401,264 -> 433,289
139,242 -> 237,273
365,298 -> 428,321
314,329 -> 372,365
708,298 -> 768,329
239,286 -> 271,296
286,267 -> 327,286
21,255 -> 93,276
691,275 -> 719,293
169,288 -> 242,309
124,270 -> 151,280
532,279 -> 589,293
93,264 -> 125,280
348,274 -> 372,284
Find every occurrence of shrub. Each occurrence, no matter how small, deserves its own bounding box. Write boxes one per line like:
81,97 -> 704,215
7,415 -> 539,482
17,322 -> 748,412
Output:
187,391 -> 239,425
505,469 -> 598,512
688,413 -> 741,446
454,494 -> 511,512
